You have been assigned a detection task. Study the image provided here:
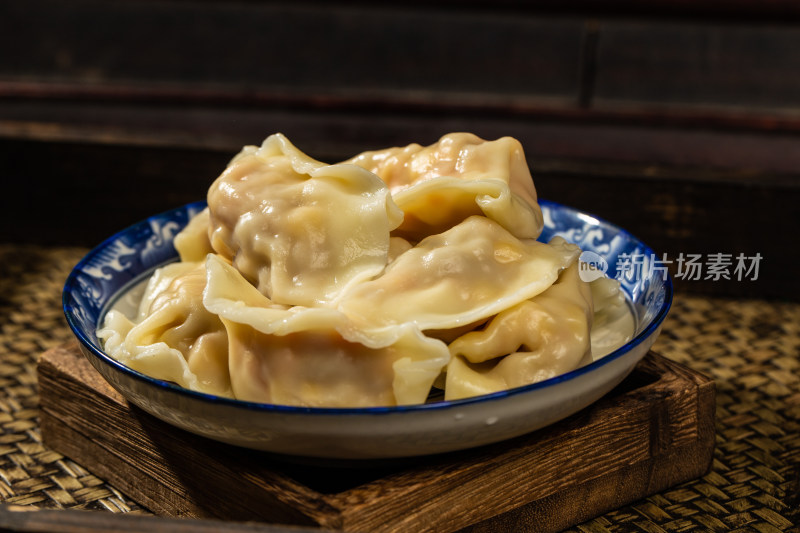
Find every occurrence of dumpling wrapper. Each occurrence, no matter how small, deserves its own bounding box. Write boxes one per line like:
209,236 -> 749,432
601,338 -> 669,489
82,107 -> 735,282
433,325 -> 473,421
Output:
207,133 -> 403,307
98,132 -> 611,407
344,132 -> 543,241
203,254 -> 450,407
202,253 -> 346,337
98,261 -> 232,397
174,207 -> 214,263
224,321 -> 449,407
589,275 -> 636,358
444,262 -> 593,400
337,217 -> 581,332
224,321 -> 398,407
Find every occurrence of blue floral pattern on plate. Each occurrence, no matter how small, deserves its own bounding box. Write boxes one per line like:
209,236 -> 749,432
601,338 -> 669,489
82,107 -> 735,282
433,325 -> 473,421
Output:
62,200 -> 673,459
539,199 -> 669,330
64,201 -> 206,348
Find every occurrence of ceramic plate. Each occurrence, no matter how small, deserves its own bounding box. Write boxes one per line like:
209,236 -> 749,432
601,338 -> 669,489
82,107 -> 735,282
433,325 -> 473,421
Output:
63,200 -> 672,459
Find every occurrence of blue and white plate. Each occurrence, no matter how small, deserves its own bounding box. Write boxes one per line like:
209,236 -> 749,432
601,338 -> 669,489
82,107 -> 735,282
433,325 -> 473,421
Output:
63,200 -> 672,459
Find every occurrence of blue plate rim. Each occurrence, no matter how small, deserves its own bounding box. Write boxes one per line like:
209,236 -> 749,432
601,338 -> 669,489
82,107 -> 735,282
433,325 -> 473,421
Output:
63,199 -> 673,416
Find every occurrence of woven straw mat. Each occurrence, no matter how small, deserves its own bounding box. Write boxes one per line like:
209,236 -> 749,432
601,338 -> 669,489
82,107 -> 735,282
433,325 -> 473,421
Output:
0,244 -> 798,531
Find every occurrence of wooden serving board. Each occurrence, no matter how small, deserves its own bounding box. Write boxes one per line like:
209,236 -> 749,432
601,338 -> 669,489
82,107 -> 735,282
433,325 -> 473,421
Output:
37,343 -> 715,533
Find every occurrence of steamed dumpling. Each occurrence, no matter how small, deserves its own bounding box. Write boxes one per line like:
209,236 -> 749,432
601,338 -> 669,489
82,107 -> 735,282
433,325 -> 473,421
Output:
174,208 -> 214,263
98,132 -> 633,409
224,321 -> 398,407
444,262 -> 593,400
202,254 -> 450,407
589,275 -> 636,358
336,217 -> 580,332
344,132 -> 543,241
98,261 -> 232,397
224,321 -> 449,407
207,133 -> 403,307
202,253 -> 347,337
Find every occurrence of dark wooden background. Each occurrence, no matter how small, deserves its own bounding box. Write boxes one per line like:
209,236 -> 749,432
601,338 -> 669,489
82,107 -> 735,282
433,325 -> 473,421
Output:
2,0 -> 799,300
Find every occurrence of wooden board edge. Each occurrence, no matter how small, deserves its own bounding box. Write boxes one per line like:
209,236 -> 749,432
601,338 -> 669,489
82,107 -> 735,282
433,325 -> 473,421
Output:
37,344 -> 716,533
38,406 -> 203,519
459,437 -> 714,533
37,347 -> 344,529
0,504 -> 326,533
332,353 -> 716,532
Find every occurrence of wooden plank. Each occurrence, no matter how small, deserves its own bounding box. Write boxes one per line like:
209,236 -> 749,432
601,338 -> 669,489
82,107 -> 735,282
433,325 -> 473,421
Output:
38,342 -> 715,533
38,344 -> 340,528
11,84 -> 800,147
0,1 -> 583,104
594,22 -> 800,112
396,0 -> 800,19
0,504 -> 321,533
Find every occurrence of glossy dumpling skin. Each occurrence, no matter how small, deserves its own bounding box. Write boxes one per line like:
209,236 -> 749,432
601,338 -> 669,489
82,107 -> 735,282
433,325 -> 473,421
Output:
207,133 -> 403,307
344,132 -> 543,242
337,217 -> 581,332
174,207 -> 214,263
444,262 -> 593,401
99,131 -> 615,408
224,322 -> 397,407
98,261 -> 232,397
224,321 -> 450,407
589,275 -> 636,358
203,254 -> 451,407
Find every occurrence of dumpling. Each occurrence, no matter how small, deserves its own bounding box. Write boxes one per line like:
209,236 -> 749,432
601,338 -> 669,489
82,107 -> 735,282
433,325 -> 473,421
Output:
336,217 -> 580,332
202,254 -> 450,407
202,253 -> 348,337
224,321 -> 449,407
344,132 -> 543,241
173,207 -> 214,263
224,321 -> 398,407
97,131 -> 634,409
98,261 -> 232,397
444,262 -> 593,400
589,275 -> 636,358
206,133 -> 403,307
